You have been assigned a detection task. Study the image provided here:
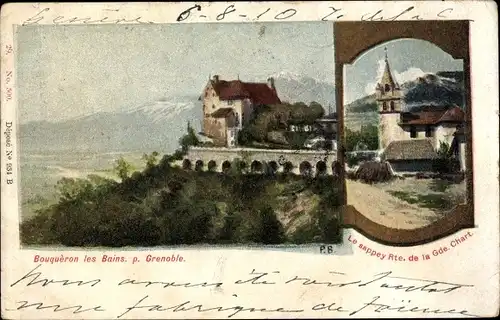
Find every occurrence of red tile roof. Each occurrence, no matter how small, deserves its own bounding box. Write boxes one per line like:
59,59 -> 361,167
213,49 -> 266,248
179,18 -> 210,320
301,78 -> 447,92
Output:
400,106 -> 465,125
211,107 -> 234,118
439,106 -> 466,123
211,80 -> 281,105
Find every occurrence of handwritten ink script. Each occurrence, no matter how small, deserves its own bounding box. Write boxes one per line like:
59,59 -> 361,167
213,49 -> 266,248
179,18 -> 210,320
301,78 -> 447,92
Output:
20,5 -> 460,26
6,265 -> 479,318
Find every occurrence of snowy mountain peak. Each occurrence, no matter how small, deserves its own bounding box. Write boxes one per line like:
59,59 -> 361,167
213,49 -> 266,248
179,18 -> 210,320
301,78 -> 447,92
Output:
271,70 -> 304,82
126,99 -> 198,124
270,71 -> 331,85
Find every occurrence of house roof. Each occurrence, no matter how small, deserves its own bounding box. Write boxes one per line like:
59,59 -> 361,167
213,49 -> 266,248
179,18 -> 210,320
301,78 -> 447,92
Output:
384,139 -> 438,161
211,107 -> 234,118
210,79 -> 281,105
400,106 -> 465,126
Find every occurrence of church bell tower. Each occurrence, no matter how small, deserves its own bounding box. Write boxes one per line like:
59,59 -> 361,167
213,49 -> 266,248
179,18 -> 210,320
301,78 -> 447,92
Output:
376,48 -> 404,150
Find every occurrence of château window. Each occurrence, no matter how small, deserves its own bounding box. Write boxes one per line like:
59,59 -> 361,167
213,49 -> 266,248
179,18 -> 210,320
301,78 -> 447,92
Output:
425,125 -> 432,137
390,101 -> 395,111
382,102 -> 388,111
385,84 -> 391,92
410,126 -> 417,138
212,104 -> 215,109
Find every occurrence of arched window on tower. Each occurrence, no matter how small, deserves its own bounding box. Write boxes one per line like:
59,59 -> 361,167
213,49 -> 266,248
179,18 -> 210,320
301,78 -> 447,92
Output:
382,102 -> 388,111
384,84 -> 391,92
390,101 -> 395,111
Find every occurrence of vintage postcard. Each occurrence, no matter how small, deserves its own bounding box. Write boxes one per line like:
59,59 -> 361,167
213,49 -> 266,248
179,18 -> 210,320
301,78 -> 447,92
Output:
1,1 -> 499,319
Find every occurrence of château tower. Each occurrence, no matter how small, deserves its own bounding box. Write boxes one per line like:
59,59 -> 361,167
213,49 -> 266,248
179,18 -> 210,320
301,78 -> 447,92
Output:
376,48 -> 405,150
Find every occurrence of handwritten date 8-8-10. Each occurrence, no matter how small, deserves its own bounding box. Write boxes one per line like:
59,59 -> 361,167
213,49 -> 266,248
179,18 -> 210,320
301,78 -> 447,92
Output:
176,4 -> 458,23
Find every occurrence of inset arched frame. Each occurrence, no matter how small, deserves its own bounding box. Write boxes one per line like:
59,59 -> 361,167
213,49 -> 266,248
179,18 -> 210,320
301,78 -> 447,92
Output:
334,21 -> 473,246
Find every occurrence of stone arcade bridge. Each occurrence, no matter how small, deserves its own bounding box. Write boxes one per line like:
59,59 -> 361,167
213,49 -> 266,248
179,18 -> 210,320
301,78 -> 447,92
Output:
177,147 -> 339,175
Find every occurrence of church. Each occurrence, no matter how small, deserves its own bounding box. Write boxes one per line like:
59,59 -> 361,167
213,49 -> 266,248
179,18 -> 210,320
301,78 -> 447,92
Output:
376,49 -> 467,173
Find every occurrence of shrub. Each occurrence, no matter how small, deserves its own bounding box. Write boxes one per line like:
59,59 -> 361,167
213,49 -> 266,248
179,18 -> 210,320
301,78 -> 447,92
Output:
179,121 -> 200,152
113,157 -> 134,181
345,125 -> 379,152
433,141 -> 461,174
346,153 -> 360,167
289,208 -> 341,244
142,151 -> 159,168
20,207 -> 58,245
235,206 -> 285,244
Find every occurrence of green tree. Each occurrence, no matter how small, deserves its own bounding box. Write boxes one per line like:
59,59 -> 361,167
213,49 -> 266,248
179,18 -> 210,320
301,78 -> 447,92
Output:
308,101 -> 325,121
360,124 -> 379,150
345,128 -> 361,152
142,151 -> 159,168
179,121 -> 200,151
437,141 -> 451,158
114,157 -> 134,180
434,141 -> 456,173
345,124 -> 379,152
55,177 -> 94,201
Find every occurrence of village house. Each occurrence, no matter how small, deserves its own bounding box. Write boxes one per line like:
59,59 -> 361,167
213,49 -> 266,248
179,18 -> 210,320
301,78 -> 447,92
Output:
201,75 -> 281,147
376,49 -> 466,173
288,111 -> 337,137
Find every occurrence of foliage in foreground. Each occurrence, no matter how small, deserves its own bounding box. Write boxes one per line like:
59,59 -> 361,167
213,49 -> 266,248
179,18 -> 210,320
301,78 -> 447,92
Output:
20,153 -> 342,247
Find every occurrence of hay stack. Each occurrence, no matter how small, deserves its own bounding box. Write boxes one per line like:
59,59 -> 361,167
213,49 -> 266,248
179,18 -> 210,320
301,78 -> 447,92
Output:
354,161 -> 394,183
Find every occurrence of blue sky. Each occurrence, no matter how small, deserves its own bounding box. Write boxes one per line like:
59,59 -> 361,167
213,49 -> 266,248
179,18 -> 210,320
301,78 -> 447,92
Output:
17,22 -> 335,123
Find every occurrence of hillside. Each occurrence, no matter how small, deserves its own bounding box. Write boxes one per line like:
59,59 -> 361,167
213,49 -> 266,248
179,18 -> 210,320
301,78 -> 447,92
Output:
20,154 -> 343,247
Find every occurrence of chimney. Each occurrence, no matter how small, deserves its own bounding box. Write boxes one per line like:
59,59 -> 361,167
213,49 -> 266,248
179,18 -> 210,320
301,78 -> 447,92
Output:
267,77 -> 275,90
213,75 -> 220,82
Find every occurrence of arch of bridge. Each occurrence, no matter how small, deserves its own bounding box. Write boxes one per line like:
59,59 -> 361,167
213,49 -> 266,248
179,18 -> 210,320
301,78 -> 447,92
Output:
181,147 -> 337,174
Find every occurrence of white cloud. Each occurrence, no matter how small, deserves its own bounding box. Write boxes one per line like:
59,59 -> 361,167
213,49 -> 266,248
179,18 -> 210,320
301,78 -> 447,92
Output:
364,59 -> 428,95
395,67 -> 427,84
363,59 -> 386,95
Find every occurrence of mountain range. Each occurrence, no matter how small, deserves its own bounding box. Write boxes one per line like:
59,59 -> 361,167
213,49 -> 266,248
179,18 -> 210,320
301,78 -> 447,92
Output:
346,71 -> 464,113
20,73 -> 336,154
20,71 -> 464,153
344,71 -> 465,129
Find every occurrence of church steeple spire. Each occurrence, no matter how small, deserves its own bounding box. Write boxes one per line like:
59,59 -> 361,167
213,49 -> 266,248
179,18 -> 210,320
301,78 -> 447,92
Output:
376,46 -> 403,114
380,47 -> 398,88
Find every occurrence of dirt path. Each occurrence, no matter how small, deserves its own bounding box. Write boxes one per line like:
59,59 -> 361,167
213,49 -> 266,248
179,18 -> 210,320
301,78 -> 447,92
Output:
346,179 -> 440,229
